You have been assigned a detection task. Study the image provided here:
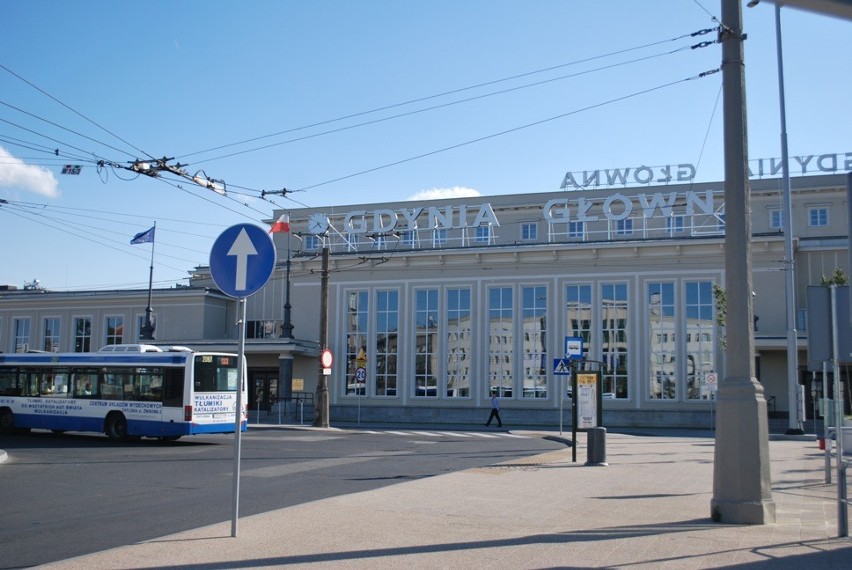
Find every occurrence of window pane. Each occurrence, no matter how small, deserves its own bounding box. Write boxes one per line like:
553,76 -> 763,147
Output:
685,281 -> 717,400
446,288 -> 471,397
415,289 -> 439,397
522,286 -> 547,399
648,282 -> 676,400
488,286 -> 513,398
601,283 -> 628,399
345,291 -> 369,396
375,290 -> 398,397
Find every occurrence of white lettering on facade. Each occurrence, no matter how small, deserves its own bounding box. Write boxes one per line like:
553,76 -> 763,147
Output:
637,192 -> 679,218
343,204 -> 501,235
344,211 -> 368,233
562,152 -> 849,189
603,194 -> 633,221
561,164 -> 698,190
543,190 -> 718,224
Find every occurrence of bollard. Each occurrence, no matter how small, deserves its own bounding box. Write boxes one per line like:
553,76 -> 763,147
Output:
585,426 -> 608,466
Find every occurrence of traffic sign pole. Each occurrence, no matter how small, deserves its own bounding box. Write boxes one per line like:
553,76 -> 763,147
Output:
231,298 -> 246,538
209,224 -> 277,539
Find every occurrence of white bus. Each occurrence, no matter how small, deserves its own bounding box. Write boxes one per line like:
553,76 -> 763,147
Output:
0,345 -> 247,441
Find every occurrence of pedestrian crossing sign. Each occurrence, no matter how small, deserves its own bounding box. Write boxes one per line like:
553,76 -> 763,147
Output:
553,358 -> 572,375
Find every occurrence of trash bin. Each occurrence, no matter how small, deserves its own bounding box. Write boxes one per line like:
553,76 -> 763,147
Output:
585,426 -> 608,466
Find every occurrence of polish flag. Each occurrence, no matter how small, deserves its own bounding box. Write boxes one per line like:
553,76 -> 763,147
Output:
269,213 -> 290,233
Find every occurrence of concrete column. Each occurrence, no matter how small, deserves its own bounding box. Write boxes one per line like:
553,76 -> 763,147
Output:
710,0 -> 775,525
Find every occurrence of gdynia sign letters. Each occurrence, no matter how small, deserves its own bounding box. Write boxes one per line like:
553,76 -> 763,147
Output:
559,151 -> 852,190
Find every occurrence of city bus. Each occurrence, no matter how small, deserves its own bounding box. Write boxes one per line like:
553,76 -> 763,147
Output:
0,345 -> 247,441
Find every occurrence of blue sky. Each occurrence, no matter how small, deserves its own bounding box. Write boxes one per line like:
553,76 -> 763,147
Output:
1,1 -> 849,291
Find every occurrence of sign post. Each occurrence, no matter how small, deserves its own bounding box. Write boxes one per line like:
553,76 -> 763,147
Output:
210,224 -> 276,538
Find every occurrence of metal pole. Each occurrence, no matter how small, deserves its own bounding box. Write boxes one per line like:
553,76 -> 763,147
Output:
278,227 -> 295,412
231,297 -> 246,537
831,286 -> 848,536
824,360 -> 831,483
772,4 -> 802,435
559,370 -> 563,436
314,247 -> 330,427
141,221 -> 156,340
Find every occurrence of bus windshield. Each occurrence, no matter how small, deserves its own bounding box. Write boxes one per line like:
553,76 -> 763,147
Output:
193,354 -> 239,392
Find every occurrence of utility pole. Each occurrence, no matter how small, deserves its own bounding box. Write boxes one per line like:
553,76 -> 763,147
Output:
314,246 -> 330,427
711,0 -> 775,525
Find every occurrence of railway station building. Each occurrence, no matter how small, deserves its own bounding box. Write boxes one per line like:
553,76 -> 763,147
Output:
2,170 -> 850,429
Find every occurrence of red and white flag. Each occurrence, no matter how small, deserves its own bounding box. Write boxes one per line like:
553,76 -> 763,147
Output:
269,213 -> 290,234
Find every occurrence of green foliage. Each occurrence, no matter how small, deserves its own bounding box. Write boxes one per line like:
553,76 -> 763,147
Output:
712,283 -> 726,328
712,283 -> 726,349
819,268 -> 848,286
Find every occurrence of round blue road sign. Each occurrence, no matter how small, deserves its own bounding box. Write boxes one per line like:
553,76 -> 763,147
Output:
210,224 -> 277,298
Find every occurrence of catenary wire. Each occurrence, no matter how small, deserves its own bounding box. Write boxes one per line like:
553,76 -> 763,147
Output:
176,29 -> 712,161
186,40 -> 715,168
0,62 -> 155,160
0,99 -> 137,160
0,204 -> 194,272
294,70 -> 720,192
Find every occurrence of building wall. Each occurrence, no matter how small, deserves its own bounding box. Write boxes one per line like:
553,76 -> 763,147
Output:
2,174 -> 848,428
233,174 -> 846,427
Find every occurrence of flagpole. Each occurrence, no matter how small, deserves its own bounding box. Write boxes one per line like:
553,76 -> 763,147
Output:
141,221 -> 156,340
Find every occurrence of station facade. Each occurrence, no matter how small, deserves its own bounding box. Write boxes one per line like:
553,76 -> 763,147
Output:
1,172 -> 849,428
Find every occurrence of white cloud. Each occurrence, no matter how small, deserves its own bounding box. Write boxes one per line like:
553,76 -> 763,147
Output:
0,146 -> 60,198
406,186 -> 481,201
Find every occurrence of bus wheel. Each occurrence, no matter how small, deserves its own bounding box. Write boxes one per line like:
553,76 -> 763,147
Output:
105,413 -> 128,441
0,408 -> 13,433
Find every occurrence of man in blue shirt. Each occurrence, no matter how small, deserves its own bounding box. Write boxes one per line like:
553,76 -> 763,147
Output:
486,392 -> 503,428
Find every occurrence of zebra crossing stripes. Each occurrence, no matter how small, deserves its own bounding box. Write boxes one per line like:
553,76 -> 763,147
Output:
359,429 -> 527,439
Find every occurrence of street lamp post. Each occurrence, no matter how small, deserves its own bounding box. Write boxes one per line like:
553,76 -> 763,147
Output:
748,0 -> 804,436
773,2 -> 805,434
278,228 -> 295,405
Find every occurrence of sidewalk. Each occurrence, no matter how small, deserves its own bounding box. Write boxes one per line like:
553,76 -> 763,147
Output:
33,430 -> 850,569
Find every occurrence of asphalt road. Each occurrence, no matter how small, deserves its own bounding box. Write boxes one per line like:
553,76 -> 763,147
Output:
0,426 -> 564,568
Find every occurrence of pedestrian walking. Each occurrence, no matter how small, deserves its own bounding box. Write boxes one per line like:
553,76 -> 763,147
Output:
486,392 -> 503,427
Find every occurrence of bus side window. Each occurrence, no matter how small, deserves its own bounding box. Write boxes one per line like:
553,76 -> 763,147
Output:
24,372 -> 39,396
0,371 -> 17,396
72,371 -> 96,398
163,369 -> 184,407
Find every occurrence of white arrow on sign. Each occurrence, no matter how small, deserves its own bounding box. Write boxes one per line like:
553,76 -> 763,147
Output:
227,228 -> 258,291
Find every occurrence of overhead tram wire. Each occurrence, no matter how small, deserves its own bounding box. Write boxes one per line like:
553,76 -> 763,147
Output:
176,27 -> 718,164
0,99 -> 138,161
150,175 -> 269,222
3,200 -> 212,254
688,82 -> 724,193
0,204 -> 193,273
184,33 -> 720,169
5,200 -> 230,231
0,117 -> 117,166
0,201 -> 205,265
293,69 -> 721,193
0,62 -> 155,161
188,41 -> 715,169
